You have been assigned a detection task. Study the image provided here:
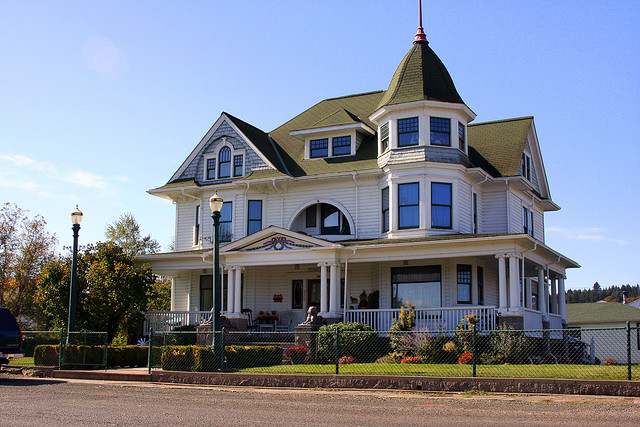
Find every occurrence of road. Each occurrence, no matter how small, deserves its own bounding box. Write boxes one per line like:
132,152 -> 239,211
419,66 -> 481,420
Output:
2,375 -> 640,426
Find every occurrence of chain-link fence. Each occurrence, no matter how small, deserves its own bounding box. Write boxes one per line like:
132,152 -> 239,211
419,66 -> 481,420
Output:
148,324 -> 640,381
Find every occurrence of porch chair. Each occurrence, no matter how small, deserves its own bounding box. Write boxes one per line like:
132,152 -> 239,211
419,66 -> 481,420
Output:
274,311 -> 293,332
241,308 -> 259,332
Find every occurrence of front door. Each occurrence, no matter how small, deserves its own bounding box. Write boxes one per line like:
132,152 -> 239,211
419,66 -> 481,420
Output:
306,279 -> 320,309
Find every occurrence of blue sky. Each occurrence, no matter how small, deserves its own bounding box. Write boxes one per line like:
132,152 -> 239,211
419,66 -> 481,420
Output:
0,1 -> 638,290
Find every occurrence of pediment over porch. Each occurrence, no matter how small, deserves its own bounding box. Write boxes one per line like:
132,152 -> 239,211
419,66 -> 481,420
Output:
221,226 -> 342,253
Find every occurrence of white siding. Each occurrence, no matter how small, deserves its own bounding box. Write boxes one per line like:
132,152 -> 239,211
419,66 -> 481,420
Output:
480,191 -> 507,233
175,202 -> 198,251
533,209 -> 544,242
508,191 -> 522,234
457,180 -> 472,233
172,275 -> 191,311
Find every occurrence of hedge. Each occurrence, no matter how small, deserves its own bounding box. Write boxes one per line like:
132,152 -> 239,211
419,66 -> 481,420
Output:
22,333 -> 62,357
33,345 -> 149,368
160,345 -> 284,371
317,322 -> 382,363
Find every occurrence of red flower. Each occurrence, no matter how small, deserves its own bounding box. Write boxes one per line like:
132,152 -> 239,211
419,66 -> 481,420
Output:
457,351 -> 473,364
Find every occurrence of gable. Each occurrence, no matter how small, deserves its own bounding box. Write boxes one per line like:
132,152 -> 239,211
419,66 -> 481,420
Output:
222,226 -> 341,253
169,115 -> 274,185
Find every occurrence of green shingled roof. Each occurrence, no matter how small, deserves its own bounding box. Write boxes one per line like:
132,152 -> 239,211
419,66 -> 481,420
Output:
467,117 -> 533,177
567,303 -> 640,325
293,108 -> 364,130
377,40 -> 464,109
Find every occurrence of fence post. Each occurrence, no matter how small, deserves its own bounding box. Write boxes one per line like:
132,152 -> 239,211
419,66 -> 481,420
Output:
147,328 -> 153,375
58,329 -> 65,370
335,328 -> 340,375
627,322 -> 632,381
221,327 -> 226,371
472,323 -> 477,378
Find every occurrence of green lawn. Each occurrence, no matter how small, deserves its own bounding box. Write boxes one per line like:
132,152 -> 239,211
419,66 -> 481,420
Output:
8,357 -> 34,366
240,363 -> 639,381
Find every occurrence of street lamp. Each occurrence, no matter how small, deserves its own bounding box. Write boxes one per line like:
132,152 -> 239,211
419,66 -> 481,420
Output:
67,205 -> 83,343
209,192 -> 224,369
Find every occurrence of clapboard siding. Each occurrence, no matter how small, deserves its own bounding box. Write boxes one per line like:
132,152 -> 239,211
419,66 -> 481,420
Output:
480,191 -> 507,233
175,202 -> 198,251
508,192 -> 523,233
457,180 -> 472,233
533,209 -> 545,243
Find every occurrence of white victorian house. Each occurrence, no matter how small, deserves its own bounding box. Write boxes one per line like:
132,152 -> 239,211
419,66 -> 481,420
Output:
140,22 -> 579,334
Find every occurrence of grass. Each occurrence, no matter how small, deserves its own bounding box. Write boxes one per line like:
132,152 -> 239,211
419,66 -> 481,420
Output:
8,357 -> 34,366
239,363 -> 639,381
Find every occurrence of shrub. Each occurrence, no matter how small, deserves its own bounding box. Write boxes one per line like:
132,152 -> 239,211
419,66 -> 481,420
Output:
225,345 -> 283,369
107,346 -> 148,368
34,344 -> 148,368
481,328 -> 528,364
317,322 -> 378,362
193,346 -> 217,372
338,355 -> 354,365
34,345 -> 60,366
22,333 -> 62,357
376,352 -> 404,364
416,335 -> 458,363
389,305 -> 415,352
164,325 -> 197,345
400,355 -> 423,364
457,351 -> 473,364
161,346 -> 194,371
443,340 -> 457,354
284,345 -> 308,364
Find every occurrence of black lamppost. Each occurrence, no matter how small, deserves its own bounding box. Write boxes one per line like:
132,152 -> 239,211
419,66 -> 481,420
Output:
67,205 -> 83,342
209,192 -> 224,369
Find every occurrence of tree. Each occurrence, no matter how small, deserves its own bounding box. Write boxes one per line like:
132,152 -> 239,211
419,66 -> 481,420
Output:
105,213 -> 160,257
0,203 -> 56,322
36,242 -> 155,342
147,277 -> 171,311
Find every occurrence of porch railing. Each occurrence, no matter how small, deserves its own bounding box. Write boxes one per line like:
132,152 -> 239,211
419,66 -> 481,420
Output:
344,306 -> 497,332
144,311 -> 213,333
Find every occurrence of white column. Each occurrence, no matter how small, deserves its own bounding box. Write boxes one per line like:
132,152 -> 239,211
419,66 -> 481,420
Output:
319,262 -> 328,314
234,267 -> 242,315
497,255 -> 507,311
537,268 -> 547,315
550,275 -> 558,314
508,255 -> 521,311
543,268 -> 550,316
170,277 -> 176,311
329,263 -> 338,315
226,267 -> 235,314
558,275 -> 567,319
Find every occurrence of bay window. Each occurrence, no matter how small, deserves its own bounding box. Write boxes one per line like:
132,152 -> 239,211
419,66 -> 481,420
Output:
398,182 -> 419,229
430,117 -> 451,146
397,117 -> 419,147
431,182 -> 452,229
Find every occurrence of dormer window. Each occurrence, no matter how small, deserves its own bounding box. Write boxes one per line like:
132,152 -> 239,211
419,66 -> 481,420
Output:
332,136 -> 351,156
458,122 -> 466,151
380,122 -> 389,152
398,117 -> 419,147
430,117 -> 451,146
521,153 -> 531,181
233,154 -> 244,177
206,158 -> 216,180
310,138 -> 329,158
218,147 -> 231,178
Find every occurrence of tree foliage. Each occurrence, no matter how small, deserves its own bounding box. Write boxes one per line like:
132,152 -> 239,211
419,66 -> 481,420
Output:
105,212 -> 160,256
0,203 -> 56,322
36,242 -> 155,342
565,282 -> 640,304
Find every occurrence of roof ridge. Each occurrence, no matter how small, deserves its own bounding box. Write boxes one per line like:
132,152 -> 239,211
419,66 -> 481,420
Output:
469,116 -> 534,127
322,90 -> 385,102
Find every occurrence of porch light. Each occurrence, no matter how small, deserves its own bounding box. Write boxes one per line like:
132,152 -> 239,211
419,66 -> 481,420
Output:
70,205 -> 83,225
209,192 -> 223,213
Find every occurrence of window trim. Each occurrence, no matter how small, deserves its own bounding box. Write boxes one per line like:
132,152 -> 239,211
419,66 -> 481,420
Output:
457,264 -> 472,304
431,182 -> 453,229
397,117 -> 420,147
397,182 -> 420,230
247,199 -> 263,236
331,135 -> 352,157
309,138 -> 329,158
430,117 -> 451,147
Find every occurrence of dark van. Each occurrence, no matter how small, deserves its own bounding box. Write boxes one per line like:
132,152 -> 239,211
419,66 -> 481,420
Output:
0,307 -> 22,365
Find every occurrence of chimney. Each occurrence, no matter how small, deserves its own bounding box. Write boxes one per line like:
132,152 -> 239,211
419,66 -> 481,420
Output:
622,291 -> 629,304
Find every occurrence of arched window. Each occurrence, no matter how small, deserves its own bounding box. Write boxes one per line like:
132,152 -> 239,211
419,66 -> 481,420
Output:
218,147 -> 231,178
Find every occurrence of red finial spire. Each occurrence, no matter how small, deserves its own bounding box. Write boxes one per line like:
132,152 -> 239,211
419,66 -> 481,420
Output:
414,0 -> 427,42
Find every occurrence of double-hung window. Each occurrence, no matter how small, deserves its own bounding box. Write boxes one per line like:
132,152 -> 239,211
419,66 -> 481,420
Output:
391,265 -> 442,308
523,206 -> 534,237
431,182 -> 452,229
380,122 -> 389,152
398,182 -> 419,229
218,147 -> 231,178
430,117 -> 451,146
457,264 -> 472,304
521,153 -> 531,181
397,117 -> 419,147
233,154 -> 244,177
206,158 -> 216,180
458,122 -> 466,151
193,205 -> 200,246
247,200 -> 263,235
332,136 -> 351,156
219,202 -> 233,242
381,187 -> 389,233
310,138 -> 328,158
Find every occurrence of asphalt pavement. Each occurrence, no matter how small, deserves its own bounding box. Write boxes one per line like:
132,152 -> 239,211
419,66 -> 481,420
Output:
2,374 -> 640,426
